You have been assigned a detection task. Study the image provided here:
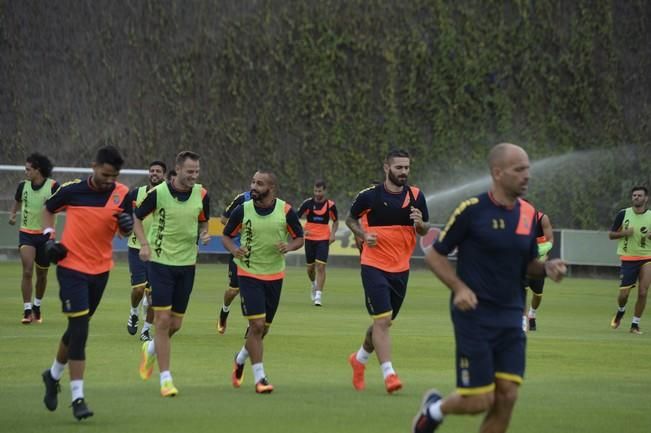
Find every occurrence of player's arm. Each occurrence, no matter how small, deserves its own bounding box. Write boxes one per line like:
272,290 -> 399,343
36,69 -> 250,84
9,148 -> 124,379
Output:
541,214 -> 554,243
198,189 -> 211,244
133,189 -> 157,261
425,248 -> 477,311
9,182 -> 24,225
608,210 -> 632,239
428,200 -> 477,311
411,191 -> 430,236
222,205 -> 248,258
278,205 -> 304,254
329,204 -> 339,243
346,190 -> 376,246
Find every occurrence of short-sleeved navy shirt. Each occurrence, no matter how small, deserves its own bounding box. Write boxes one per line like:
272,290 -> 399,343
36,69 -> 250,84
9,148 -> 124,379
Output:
434,192 -> 539,328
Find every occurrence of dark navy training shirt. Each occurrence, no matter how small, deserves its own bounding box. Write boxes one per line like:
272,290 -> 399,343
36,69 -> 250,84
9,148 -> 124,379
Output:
434,192 -> 539,328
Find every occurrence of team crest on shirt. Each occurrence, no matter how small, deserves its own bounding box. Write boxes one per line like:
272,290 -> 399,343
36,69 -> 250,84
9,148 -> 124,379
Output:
113,194 -> 120,204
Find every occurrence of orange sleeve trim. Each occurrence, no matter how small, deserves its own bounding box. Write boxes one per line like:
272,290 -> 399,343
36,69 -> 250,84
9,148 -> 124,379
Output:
201,187 -> 208,199
284,202 -> 292,214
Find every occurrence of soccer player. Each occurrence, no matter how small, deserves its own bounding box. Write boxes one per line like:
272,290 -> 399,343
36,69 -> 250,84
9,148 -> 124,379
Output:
346,149 -> 429,394
608,186 -> 651,335
40,145 -> 133,420
222,170 -> 304,393
9,153 -> 58,324
125,160 -> 167,341
411,143 -> 566,433
524,208 -> 554,331
135,151 -> 210,397
297,179 -> 339,306
216,190 -> 252,335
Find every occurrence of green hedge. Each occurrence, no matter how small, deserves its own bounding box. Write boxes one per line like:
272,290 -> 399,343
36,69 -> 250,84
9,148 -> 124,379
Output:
1,0 -> 649,228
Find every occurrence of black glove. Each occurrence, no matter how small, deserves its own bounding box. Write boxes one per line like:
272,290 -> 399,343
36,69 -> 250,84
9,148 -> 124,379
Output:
44,240 -> 68,264
116,212 -> 133,234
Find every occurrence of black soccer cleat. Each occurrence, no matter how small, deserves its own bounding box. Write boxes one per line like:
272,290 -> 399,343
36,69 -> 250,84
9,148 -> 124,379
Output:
412,389 -> 443,433
71,398 -> 94,420
528,317 -> 537,331
42,369 -> 61,411
127,314 -> 139,335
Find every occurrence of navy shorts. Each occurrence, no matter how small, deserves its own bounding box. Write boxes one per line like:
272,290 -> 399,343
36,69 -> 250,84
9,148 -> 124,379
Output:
239,276 -> 282,325
128,247 -> 148,287
19,231 -> 50,268
453,314 -> 526,395
526,278 -> 545,295
57,266 -> 109,317
305,239 -> 330,264
227,255 -> 240,289
148,261 -> 196,315
619,259 -> 651,287
361,265 -> 409,319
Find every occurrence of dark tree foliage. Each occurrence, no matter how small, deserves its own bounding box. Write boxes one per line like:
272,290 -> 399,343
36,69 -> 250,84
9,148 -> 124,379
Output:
1,0 -> 649,228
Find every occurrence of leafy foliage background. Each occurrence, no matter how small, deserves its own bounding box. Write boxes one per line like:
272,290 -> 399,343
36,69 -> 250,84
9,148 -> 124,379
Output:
1,0 -> 649,228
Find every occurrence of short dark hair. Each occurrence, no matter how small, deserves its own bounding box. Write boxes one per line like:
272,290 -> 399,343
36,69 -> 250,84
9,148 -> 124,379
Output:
385,149 -> 410,163
26,152 -> 53,178
632,186 -> 648,196
314,179 -> 327,189
166,169 -> 176,181
149,160 -> 167,172
176,151 -> 200,166
256,168 -> 277,188
95,145 -> 124,170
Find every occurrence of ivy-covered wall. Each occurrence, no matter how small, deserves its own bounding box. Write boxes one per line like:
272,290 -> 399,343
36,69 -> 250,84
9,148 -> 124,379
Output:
1,0 -> 649,228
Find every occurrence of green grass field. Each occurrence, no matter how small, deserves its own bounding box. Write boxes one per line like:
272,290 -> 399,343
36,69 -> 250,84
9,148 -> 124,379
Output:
0,261 -> 649,433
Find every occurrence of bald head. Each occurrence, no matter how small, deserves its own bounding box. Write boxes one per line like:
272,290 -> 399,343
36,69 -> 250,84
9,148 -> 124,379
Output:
488,143 -> 526,170
487,142 -> 530,202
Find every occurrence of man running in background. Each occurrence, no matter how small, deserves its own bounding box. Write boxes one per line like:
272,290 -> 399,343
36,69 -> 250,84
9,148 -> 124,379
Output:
608,186 -> 651,335
217,190 -> 252,334
524,207 -> 554,331
297,179 -> 338,306
125,160 -> 166,341
9,153 -> 58,324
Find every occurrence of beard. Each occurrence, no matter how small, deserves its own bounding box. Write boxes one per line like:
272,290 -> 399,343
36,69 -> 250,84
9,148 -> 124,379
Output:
251,188 -> 270,201
388,170 -> 407,187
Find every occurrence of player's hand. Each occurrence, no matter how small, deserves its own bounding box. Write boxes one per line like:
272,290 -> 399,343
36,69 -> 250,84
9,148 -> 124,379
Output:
364,232 -> 377,247
199,230 -> 211,245
115,212 -> 133,234
410,206 -> 424,226
233,246 -> 249,259
452,285 -> 478,311
8,214 -> 16,225
139,244 -> 151,262
622,227 -> 635,237
44,239 -> 68,264
277,241 -> 289,254
544,259 -> 567,282
329,234 -> 336,245
304,230 -> 310,238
